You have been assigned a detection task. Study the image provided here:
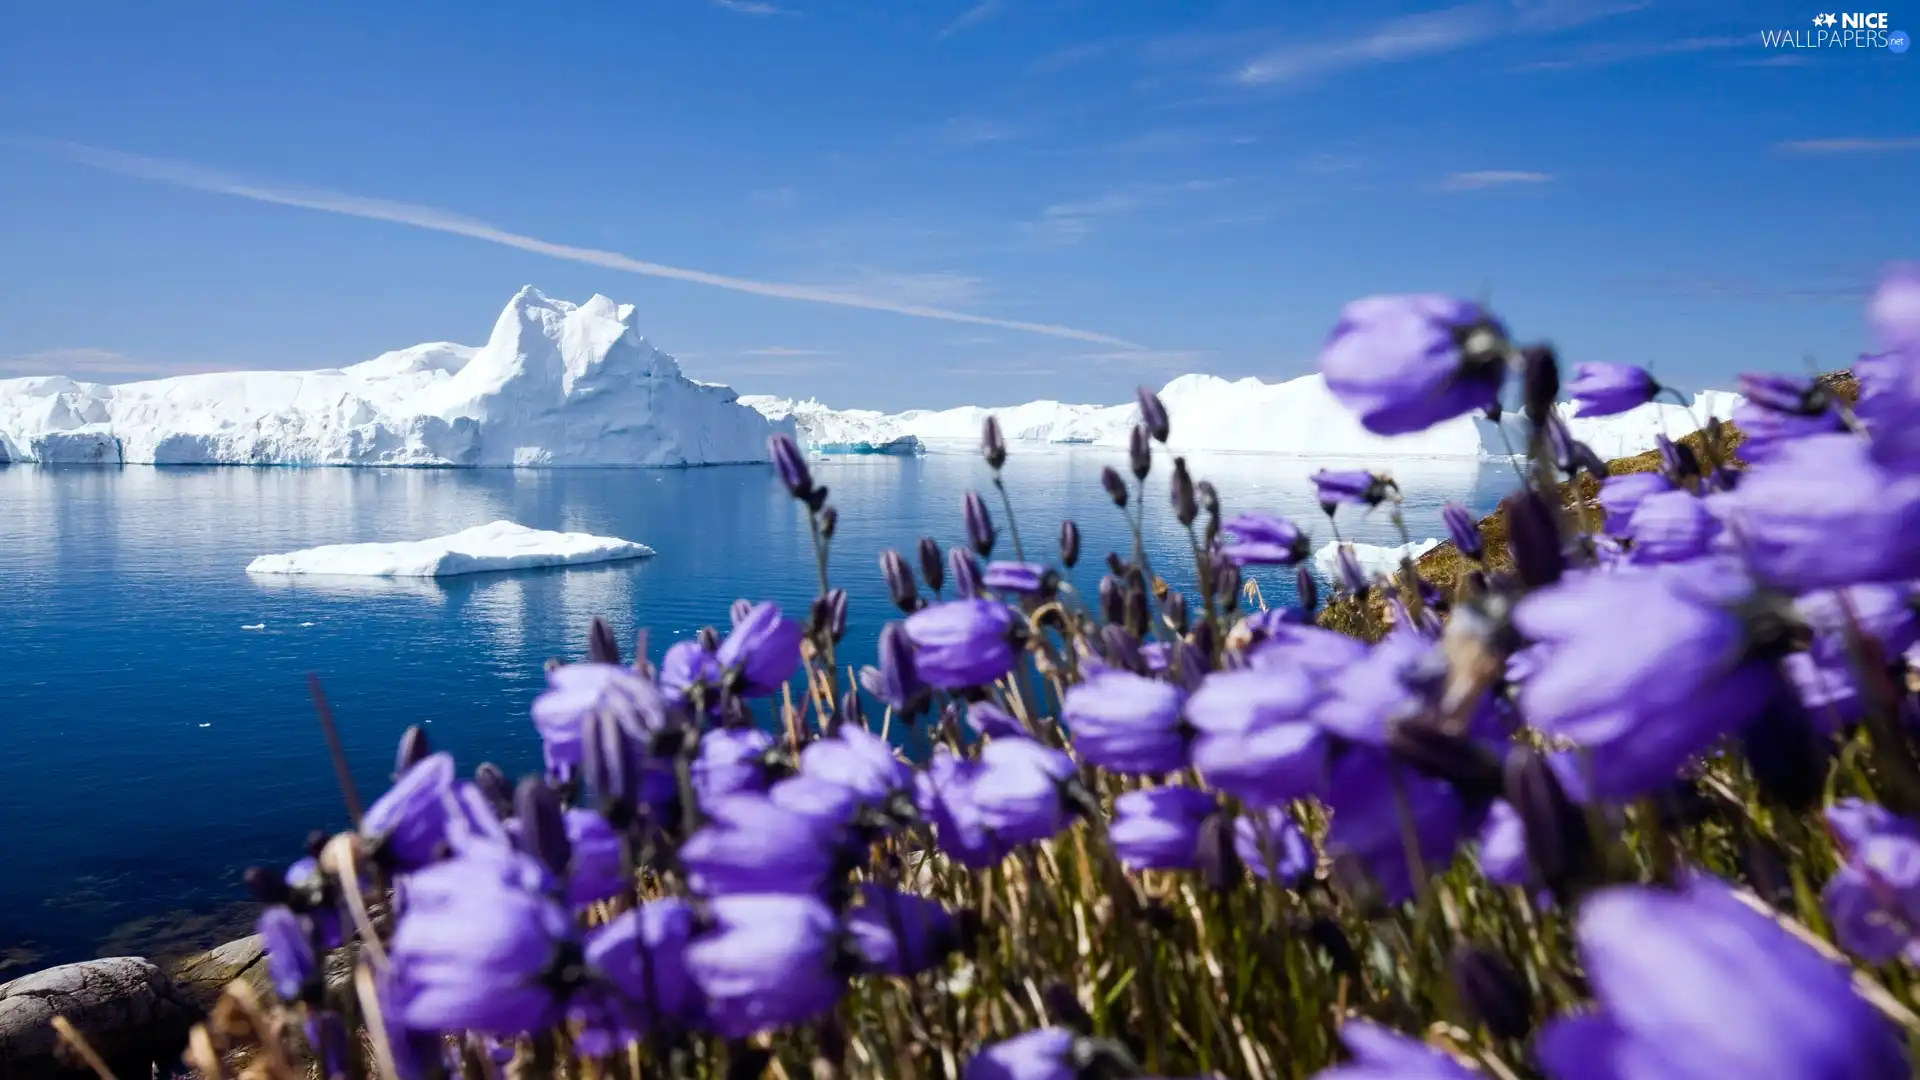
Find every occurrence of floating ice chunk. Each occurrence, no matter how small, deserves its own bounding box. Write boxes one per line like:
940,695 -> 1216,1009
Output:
246,521 -> 655,579
1311,538 -> 1443,583
241,622 -> 266,630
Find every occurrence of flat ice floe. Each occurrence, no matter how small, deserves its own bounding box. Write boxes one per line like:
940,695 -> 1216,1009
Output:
245,521 -> 655,578
1312,538 -> 1443,582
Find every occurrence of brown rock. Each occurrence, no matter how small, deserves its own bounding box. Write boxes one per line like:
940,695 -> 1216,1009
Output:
169,934 -> 269,1011
0,957 -> 197,1080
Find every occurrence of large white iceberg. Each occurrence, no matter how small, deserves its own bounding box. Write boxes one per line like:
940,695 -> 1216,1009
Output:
245,521 -> 655,578
0,287 -> 796,467
1313,538 -> 1444,582
747,372 -> 1742,460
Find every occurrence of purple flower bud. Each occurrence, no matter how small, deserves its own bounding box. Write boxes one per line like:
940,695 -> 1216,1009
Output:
966,1028 -> 1076,1080
1097,575 -> 1125,625
880,549 -> 919,613
1503,490 -> 1564,589
1163,590 -> 1190,632
728,599 -> 753,628
587,617 -> 622,665
1233,807 -> 1313,884
1335,546 -> 1367,595
513,778 -> 572,879
1739,372 -> 1826,416
1567,362 -> 1659,417
1171,457 -> 1198,525
1220,511 -> 1308,566
716,602 -> 804,698
918,536 -> 946,593
1128,423 -> 1152,481
948,546 -> 984,599
804,484 -> 830,513
1062,670 -> 1190,775
686,894 -> 849,1038
1502,747 -> 1597,906
659,640 -> 722,709
1739,693 -> 1829,813
258,906 -> 318,1003
982,415 -> 1008,471
474,762 -> 512,809
826,587 -> 848,642
580,711 -> 636,818
1110,786 -> 1217,871
970,737 -> 1077,844
1312,469 -> 1390,509
1295,565 -> 1320,614
847,885 -> 962,977
1320,294 -> 1510,436
859,622 -> 926,716
586,898 -> 703,1033
305,1013 -> 350,1080
679,793 -> 850,896
393,725 -> 431,781
1656,433 -> 1701,482
1057,519 -> 1081,569
1041,984 -> 1096,1036
963,491 -> 997,558
1214,559 -> 1243,611
1099,624 -> 1147,674
362,752 -> 457,872
984,561 -> 1056,596
1193,810 -> 1244,891
560,808 -> 626,910
818,505 -> 838,541
903,599 -> 1023,690
1522,344 -> 1560,425
767,433 -> 814,499
1100,465 -> 1129,508
1136,385 -> 1171,443
1438,502 -> 1483,560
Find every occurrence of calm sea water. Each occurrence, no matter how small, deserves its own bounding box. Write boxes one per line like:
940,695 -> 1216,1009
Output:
0,448 -> 1520,968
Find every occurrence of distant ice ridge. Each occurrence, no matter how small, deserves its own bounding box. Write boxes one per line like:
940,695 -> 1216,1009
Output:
0,287 -> 796,467
1313,538 -> 1444,582
739,397 -> 923,456
245,521 -> 654,578
747,373 -> 1742,460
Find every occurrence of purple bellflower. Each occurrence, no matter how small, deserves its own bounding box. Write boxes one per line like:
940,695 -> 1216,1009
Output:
846,884 -> 962,977
1233,807 -> 1314,884
585,897 -> 704,1035
904,598 -> 1023,690
1625,489 -> 1723,564
1186,668 -> 1328,806
1595,472 -> 1673,536
914,751 -> 1010,870
716,602 -> 804,698
1110,786 -> 1218,872
659,641 -> 722,709
1441,502 -> 1483,559
768,774 -> 864,829
798,723 -> 911,808
532,663 -> 671,771
1061,670 -> 1191,775
387,850 -> 583,1037
1566,362 -> 1659,417
1312,469 -> 1391,508
678,793 -> 851,896
1318,294 -> 1510,436
965,698 -> 1028,738
361,752 -> 457,873
561,808 -> 627,911
984,561 -> 1055,596
1869,262 -> 1920,348
965,1028 -> 1077,1080
969,737 -> 1078,845
860,621 -> 926,716
1323,745 -> 1482,904
691,727 -> 774,804
1822,799 -> 1920,965
1534,874 -> 1907,1080
258,906 -> 319,1003
685,894 -> 850,1038
1727,433 -> 1920,590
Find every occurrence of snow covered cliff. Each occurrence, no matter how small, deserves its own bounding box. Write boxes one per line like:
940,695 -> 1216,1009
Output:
749,371 -> 1741,460
0,288 -> 795,467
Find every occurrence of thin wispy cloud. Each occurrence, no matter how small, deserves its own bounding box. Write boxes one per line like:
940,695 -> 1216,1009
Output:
710,0 -> 794,15
1518,35 -> 1746,70
1074,348 -> 1212,370
1024,179 -> 1232,246
1774,137 -> 1920,154
923,116 -> 1022,147
53,144 -> 1140,348
1106,130 -> 1258,155
1028,40 -> 1114,74
939,1 -> 1003,39
739,346 -> 834,356
749,186 -> 799,209
1442,169 -> 1555,190
1233,0 -> 1646,86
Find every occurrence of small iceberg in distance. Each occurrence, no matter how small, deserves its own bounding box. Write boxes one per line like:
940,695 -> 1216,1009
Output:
1312,538 -> 1442,582
245,521 -> 655,579
813,435 -> 925,456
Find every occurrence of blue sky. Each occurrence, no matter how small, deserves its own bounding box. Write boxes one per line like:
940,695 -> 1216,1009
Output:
1,0 -> 1914,410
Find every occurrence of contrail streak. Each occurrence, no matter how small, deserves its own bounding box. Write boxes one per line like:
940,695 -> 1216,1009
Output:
54,143 -> 1144,349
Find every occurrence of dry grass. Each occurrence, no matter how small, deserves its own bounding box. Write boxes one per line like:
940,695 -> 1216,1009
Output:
1316,372 -> 1857,637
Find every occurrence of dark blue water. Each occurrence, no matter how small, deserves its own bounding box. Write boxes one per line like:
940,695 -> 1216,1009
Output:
0,449 -> 1519,968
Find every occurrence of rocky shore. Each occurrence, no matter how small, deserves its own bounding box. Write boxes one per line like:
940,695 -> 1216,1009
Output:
0,934 -> 269,1079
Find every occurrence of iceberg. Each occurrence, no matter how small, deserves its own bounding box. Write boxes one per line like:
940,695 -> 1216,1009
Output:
0,288 -> 796,467
745,373 -> 1741,461
1312,538 -> 1443,582
245,521 -> 655,578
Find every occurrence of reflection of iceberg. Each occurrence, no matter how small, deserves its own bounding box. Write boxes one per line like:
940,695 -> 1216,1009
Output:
246,521 -> 654,578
